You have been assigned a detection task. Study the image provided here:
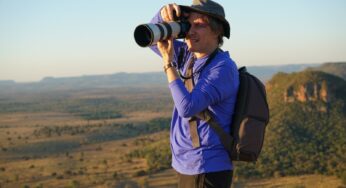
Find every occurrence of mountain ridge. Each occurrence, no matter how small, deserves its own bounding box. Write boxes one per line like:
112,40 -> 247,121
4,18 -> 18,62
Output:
1,63 -> 324,89
2,62 -> 346,100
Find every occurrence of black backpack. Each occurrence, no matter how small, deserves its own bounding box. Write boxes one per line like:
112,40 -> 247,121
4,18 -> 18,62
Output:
228,67 -> 270,161
188,66 -> 270,162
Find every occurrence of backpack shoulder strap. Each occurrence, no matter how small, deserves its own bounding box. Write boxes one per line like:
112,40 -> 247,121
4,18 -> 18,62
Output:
195,111 -> 233,155
185,48 -> 219,148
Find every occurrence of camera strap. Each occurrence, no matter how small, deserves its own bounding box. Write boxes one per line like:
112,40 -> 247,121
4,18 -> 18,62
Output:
177,47 -> 219,81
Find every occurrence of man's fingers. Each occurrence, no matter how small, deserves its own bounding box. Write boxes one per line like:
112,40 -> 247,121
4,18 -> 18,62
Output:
161,5 -> 169,22
168,38 -> 173,48
161,4 -> 181,22
172,3 -> 181,18
163,10 -> 169,22
167,5 -> 174,21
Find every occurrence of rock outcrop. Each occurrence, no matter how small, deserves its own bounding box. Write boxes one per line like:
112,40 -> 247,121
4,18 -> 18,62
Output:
284,81 -> 330,103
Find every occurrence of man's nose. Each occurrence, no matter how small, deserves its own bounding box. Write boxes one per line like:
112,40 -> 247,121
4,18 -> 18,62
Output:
187,24 -> 196,36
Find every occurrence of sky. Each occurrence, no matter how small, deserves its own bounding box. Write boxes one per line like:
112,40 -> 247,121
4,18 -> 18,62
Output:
1,0 -> 346,82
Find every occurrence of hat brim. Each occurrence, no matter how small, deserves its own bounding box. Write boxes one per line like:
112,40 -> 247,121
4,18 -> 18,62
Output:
180,5 -> 230,39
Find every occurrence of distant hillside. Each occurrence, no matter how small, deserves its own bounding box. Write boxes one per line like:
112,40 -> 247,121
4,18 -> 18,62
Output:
0,63 -> 321,93
40,72 -> 167,87
0,72 -> 167,95
247,63 -> 320,81
235,70 -> 346,178
0,80 -> 15,85
306,62 -> 346,80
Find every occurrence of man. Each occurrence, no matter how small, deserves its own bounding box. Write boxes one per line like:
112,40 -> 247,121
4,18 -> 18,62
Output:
149,0 -> 239,187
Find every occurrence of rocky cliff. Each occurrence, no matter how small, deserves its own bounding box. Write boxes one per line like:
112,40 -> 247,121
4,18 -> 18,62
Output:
283,81 -> 329,103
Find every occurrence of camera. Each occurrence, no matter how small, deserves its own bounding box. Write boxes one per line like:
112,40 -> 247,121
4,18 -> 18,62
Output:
134,20 -> 191,47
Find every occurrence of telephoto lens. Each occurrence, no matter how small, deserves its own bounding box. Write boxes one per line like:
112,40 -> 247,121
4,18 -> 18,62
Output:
134,21 -> 191,47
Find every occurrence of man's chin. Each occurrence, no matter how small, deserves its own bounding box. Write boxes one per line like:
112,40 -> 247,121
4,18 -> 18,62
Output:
187,46 -> 197,52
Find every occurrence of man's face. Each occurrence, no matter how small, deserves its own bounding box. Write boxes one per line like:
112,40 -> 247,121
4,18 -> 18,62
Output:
185,12 -> 219,54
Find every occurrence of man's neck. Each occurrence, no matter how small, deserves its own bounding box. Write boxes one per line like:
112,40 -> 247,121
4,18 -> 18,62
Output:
194,45 -> 218,59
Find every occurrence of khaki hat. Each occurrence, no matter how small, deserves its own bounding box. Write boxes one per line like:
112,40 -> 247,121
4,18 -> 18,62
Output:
180,0 -> 230,38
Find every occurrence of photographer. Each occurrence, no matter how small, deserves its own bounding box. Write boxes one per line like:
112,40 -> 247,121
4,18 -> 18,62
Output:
149,0 -> 239,187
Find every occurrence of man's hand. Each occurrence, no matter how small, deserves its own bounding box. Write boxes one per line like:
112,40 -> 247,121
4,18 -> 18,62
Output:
160,3 -> 181,22
157,38 -> 173,65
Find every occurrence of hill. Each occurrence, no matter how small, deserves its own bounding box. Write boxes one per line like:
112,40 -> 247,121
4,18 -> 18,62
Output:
0,72 -> 167,95
234,70 -> 346,178
247,63 -> 320,81
0,63 -> 321,93
306,62 -> 346,80
266,70 -> 346,109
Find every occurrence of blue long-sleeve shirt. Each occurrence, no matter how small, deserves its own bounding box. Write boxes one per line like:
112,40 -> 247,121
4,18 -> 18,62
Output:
150,11 -> 239,175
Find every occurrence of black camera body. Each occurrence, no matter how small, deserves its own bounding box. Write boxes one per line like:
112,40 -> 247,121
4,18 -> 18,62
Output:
134,15 -> 191,47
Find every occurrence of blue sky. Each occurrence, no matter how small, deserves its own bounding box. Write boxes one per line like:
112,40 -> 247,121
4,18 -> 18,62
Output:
1,0 -> 346,82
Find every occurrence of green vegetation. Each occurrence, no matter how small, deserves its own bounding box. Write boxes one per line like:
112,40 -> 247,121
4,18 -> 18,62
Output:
234,101 -> 346,178
126,133 -> 171,173
66,98 -> 123,120
84,118 -> 171,143
341,171 -> 346,185
68,180 -> 80,188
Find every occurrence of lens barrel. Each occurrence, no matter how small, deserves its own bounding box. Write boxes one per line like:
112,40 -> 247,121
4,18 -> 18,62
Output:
134,21 -> 191,47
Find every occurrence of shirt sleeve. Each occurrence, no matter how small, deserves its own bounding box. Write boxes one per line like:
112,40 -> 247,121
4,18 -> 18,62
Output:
169,60 -> 236,118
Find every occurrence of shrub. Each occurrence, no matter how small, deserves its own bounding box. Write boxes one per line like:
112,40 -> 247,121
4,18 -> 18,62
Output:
68,180 -> 80,188
113,172 -> 118,179
340,171 -> 346,185
133,170 -> 147,177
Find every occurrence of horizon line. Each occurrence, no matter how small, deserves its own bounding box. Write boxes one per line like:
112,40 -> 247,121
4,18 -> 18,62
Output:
2,62 -> 346,83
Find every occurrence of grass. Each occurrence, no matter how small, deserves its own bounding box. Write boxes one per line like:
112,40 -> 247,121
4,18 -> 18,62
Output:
0,110 -> 173,187
233,175 -> 344,188
0,108 -> 344,188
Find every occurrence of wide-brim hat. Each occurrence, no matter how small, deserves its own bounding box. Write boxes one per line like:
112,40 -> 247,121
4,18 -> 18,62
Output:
180,0 -> 230,38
